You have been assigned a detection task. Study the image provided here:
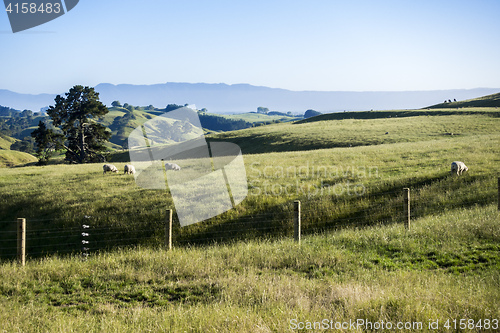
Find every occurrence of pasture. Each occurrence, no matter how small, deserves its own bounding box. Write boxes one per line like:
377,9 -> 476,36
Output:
211,109 -> 500,154
223,112 -> 299,123
0,108 -> 499,331
0,205 -> 498,332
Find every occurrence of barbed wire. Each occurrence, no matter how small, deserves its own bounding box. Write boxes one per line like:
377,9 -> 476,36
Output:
1,180 -> 498,259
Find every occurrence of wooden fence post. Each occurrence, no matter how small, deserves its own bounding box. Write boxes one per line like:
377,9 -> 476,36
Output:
403,188 -> 410,230
294,200 -> 301,244
165,209 -> 172,250
17,218 -> 26,266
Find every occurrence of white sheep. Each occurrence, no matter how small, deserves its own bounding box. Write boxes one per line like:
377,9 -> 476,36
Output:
451,161 -> 468,176
165,162 -> 181,171
103,164 -> 119,174
124,164 -> 136,175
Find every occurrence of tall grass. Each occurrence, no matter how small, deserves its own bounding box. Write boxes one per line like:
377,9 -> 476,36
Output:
0,204 -> 498,332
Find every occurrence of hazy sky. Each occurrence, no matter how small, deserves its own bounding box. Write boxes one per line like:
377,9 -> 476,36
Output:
1,0 -> 499,94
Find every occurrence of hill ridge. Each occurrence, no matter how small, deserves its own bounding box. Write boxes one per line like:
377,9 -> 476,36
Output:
1,84 -> 499,113
428,91 -> 500,108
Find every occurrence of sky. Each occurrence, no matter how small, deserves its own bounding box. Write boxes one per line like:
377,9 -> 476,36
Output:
1,0 -> 500,94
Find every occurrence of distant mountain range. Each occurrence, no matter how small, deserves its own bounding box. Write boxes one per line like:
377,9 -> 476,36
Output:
1,83 -> 499,114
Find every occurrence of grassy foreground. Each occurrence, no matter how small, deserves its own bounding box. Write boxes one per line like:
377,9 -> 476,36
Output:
0,204 -> 499,332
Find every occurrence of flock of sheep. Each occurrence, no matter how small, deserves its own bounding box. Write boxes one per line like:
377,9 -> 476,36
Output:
103,164 -> 132,175
104,161 -> 467,177
103,163 -> 181,175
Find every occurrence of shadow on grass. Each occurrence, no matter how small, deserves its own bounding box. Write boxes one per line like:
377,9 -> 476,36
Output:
165,173 -> 495,249
1,171 -> 495,260
296,109 -> 500,125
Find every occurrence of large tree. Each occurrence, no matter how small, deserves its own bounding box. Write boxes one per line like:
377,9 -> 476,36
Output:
33,85 -> 111,164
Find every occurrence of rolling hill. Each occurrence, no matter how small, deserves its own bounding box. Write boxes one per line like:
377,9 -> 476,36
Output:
2,91 -> 500,164
207,108 -> 500,155
295,108 -> 500,125
427,91 -> 500,108
0,134 -> 37,167
100,106 -> 274,148
295,90 -> 500,125
0,134 -> 16,150
0,150 -> 37,167
1,103 -> 298,156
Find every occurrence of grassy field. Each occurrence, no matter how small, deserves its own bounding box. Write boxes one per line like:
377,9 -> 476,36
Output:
0,108 -> 499,331
1,109 -> 499,253
0,204 -> 498,332
210,109 -> 500,154
224,112 -> 299,123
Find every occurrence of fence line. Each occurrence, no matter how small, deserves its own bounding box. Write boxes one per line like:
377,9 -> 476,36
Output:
2,177 -> 499,264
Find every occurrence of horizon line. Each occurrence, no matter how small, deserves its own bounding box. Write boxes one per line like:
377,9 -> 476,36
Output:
1,83 -> 499,96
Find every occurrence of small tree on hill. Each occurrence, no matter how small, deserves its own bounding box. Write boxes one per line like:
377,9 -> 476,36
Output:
257,106 -> 269,114
32,85 -> 111,164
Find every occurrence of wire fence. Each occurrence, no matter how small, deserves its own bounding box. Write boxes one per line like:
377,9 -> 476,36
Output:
1,176 -> 498,262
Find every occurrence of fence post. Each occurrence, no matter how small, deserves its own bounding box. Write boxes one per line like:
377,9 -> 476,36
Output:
165,209 -> 173,250
498,177 -> 500,211
294,200 -> 301,244
403,188 -> 410,230
17,218 -> 26,266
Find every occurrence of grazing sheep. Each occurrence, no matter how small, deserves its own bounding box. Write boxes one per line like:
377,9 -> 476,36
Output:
103,164 -> 119,174
451,161 -> 468,176
165,162 -> 181,171
124,164 -> 136,175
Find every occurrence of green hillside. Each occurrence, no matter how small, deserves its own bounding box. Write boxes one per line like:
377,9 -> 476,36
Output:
0,149 -> 37,167
296,107 -> 500,124
428,91 -> 500,109
85,106 -> 278,148
208,108 -> 500,154
0,134 -> 16,150
102,107 -> 157,147
224,111 -> 300,123
0,134 -> 37,167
